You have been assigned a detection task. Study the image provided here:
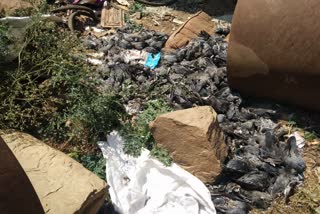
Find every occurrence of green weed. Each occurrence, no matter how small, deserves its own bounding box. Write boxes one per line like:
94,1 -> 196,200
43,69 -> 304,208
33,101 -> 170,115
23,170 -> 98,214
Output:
78,153 -> 106,180
304,131 -> 318,142
124,16 -> 143,32
129,2 -> 144,14
150,146 -> 172,166
0,23 -> 11,61
68,147 -> 106,180
0,19 -> 125,144
121,99 -> 173,165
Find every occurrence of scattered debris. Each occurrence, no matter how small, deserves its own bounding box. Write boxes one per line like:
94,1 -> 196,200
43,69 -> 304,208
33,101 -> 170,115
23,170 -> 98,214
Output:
115,0 -> 130,6
51,5 -> 98,31
83,22 -> 308,212
135,11 -> 142,19
122,49 -> 148,64
0,1 -> 314,213
101,4 -> 124,28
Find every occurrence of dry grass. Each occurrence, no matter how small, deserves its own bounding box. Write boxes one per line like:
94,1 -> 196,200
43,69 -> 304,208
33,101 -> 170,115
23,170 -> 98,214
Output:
252,140 -> 320,214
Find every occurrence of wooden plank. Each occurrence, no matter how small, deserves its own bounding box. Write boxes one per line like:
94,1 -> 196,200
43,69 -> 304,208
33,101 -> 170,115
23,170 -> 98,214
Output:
101,5 -> 124,28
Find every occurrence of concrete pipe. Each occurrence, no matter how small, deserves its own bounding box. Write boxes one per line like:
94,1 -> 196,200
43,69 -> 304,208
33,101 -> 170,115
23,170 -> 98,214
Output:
227,0 -> 320,111
0,136 -> 44,214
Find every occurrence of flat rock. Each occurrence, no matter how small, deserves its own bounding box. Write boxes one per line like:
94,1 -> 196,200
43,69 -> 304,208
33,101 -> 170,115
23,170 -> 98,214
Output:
1,131 -> 107,214
165,11 -> 216,49
149,106 -> 228,183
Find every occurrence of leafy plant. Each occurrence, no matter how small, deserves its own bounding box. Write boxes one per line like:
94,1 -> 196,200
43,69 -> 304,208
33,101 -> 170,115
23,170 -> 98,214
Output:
124,16 -> 143,32
78,153 -> 106,180
304,131 -> 318,142
0,18 -> 125,144
129,2 -> 144,14
121,99 -> 173,165
0,23 -> 11,61
150,146 -> 172,166
69,147 -> 106,180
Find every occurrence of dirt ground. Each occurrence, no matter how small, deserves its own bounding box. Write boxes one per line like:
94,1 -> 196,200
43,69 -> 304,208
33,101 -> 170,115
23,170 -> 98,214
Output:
0,0 -> 31,14
251,140 -> 320,214
130,0 -> 235,35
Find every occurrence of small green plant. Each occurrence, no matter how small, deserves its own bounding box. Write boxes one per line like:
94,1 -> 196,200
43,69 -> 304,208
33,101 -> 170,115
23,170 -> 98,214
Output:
78,154 -> 106,180
121,99 -> 173,165
150,146 -> 172,166
0,23 -> 11,61
69,149 -> 106,180
304,131 -> 318,142
129,2 -> 144,14
124,17 -> 143,32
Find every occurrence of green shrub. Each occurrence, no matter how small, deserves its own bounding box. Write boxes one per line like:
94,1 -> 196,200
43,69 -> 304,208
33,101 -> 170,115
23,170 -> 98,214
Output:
0,19 -> 125,144
0,23 -> 11,61
121,99 -> 173,166
68,147 -> 106,179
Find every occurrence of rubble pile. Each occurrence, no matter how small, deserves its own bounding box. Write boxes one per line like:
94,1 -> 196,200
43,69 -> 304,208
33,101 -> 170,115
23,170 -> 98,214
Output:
83,26 -> 306,213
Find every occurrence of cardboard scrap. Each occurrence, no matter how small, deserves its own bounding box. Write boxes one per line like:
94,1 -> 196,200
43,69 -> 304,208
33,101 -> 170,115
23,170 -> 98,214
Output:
101,6 -> 124,28
165,11 -> 216,49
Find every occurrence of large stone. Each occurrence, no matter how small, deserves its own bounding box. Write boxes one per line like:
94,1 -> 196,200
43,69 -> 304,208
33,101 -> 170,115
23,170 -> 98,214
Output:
1,131 -> 107,214
228,0 -> 320,111
149,106 -> 228,183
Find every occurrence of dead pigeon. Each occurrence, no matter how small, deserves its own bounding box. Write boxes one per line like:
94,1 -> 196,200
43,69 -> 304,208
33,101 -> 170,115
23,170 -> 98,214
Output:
236,171 -> 270,191
284,136 -> 306,174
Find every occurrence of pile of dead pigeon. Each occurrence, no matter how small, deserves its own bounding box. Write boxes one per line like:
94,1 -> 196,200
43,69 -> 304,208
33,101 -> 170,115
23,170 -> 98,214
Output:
83,25 -> 306,213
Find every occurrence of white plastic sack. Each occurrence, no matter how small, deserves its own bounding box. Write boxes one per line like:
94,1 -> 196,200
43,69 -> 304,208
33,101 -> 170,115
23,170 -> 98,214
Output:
98,131 -> 216,214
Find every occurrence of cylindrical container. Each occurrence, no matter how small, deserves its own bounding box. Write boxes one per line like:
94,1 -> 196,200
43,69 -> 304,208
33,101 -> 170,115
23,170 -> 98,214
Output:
227,0 -> 320,111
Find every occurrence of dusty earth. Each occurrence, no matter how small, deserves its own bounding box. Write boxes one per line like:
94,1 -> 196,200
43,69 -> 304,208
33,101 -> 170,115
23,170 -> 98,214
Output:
130,0 -> 234,35
0,0 -> 31,14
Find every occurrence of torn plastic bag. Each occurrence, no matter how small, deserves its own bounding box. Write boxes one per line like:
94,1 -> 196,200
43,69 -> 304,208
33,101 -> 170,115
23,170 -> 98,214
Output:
145,52 -> 161,69
98,131 -> 216,214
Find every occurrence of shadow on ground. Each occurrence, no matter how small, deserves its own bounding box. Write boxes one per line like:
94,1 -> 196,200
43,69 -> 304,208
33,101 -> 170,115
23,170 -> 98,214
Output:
167,0 -> 236,16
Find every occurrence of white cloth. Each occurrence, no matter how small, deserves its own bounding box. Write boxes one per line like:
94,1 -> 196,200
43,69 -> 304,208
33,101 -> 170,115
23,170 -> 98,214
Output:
98,131 -> 216,214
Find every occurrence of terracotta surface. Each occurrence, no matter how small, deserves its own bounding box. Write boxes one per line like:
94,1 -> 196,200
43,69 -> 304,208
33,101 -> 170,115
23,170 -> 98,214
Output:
150,106 -> 228,183
0,136 -> 44,214
227,0 -> 320,111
